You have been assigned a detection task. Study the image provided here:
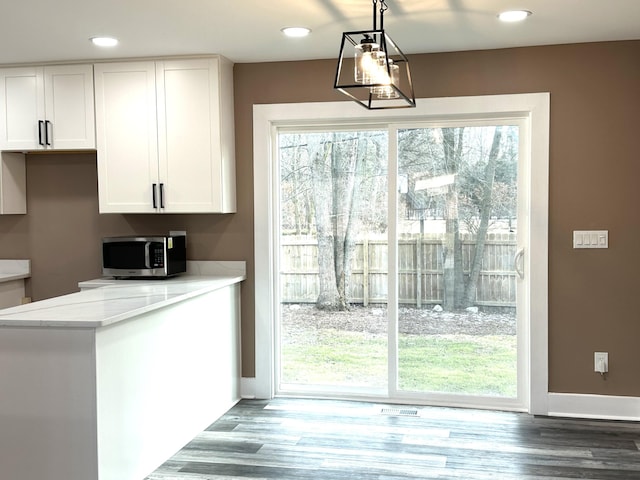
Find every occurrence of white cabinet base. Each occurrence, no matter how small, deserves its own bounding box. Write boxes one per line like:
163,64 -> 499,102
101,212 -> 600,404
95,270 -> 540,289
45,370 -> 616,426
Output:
96,285 -> 241,480
0,284 -> 241,480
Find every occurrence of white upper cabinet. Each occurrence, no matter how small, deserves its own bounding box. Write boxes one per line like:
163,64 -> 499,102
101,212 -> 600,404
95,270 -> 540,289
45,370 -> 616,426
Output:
0,64 -> 95,151
94,62 -> 159,213
94,56 -> 236,214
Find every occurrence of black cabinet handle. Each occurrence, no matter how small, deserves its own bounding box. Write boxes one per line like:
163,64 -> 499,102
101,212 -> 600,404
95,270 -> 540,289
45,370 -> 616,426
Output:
45,120 -> 52,146
38,120 -> 44,146
152,183 -> 158,209
159,183 -> 165,209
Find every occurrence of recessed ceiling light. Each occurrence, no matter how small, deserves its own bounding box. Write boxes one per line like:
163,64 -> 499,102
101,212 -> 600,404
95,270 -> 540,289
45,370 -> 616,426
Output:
281,27 -> 311,38
498,10 -> 532,22
90,36 -> 119,47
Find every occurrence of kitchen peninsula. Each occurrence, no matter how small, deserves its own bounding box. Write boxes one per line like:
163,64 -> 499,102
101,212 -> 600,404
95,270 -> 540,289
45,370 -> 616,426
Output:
0,262 -> 245,480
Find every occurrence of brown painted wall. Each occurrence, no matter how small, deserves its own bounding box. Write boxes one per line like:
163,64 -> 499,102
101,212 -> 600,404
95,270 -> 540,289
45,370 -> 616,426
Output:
234,40 -> 640,395
0,40 -> 638,396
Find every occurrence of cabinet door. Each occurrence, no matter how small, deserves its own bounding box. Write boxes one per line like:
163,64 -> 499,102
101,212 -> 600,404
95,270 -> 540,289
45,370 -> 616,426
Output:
0,67 -> 45,150
157,58 -> 233,213
43,65 -> 95,149
94,62 -> 159,213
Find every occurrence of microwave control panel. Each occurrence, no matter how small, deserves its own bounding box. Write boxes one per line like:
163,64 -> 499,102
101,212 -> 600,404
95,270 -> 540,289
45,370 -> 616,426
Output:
151,246 -> 165,267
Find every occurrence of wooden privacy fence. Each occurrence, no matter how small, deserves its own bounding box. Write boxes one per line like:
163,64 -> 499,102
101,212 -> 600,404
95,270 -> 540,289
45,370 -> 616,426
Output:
280,233 -> 517,308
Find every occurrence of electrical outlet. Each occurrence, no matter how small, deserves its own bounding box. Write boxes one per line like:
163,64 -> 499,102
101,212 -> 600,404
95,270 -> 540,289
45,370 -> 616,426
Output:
594,352 -> 608,374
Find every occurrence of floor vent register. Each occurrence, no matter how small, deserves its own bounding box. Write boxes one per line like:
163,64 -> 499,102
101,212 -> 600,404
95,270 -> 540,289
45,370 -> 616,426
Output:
379,407 -> 419,416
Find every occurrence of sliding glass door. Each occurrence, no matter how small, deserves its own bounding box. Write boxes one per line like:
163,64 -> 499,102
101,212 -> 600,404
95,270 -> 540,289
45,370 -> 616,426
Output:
276,120 -> 526,409
394,124 -> 522,404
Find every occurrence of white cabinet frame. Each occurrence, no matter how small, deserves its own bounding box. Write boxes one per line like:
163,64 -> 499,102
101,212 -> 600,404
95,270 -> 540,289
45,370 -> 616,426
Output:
0,64 -> 95,151
95,57 -> 236,214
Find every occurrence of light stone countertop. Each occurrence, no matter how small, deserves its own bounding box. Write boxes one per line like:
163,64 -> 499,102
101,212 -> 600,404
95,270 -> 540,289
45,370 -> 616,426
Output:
0,259 -> 30,282
0,275 -> 244,328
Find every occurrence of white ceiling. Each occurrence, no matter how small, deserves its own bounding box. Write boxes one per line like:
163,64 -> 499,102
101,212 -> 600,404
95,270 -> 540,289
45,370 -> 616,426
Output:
1,0 -> 639,65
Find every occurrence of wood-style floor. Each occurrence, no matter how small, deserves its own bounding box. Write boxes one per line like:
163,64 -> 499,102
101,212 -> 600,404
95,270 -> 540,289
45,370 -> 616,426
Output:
147,397 -> 640,479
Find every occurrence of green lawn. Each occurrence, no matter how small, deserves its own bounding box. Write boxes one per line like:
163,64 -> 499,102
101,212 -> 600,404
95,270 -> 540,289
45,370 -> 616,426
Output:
281,329 -> 517,397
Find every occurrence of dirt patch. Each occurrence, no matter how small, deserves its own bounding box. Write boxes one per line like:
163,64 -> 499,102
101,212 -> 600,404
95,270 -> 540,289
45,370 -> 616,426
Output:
282,304 -> 516,336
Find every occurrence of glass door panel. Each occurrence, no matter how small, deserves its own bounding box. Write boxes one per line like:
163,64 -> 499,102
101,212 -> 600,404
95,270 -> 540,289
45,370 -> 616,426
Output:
396,125 -> 519,398
278,130 -> 389,394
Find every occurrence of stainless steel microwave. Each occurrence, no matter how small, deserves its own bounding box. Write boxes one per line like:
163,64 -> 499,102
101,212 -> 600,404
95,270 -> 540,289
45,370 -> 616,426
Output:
102,235 -> 187,278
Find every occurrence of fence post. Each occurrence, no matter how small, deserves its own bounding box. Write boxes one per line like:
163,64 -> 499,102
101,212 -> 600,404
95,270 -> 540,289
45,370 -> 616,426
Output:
416,235 -> 422,308
363,238 -> 369,307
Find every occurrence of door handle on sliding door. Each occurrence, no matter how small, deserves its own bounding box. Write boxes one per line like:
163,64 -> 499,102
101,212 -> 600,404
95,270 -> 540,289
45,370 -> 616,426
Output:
514,247 -> 525,279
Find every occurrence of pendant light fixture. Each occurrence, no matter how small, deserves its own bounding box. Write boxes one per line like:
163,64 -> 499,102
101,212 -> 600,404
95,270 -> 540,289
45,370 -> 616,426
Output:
334,0 -> 415,110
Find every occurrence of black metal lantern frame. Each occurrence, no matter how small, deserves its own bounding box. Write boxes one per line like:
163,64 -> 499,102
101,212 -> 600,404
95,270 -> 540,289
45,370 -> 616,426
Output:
334,1 -> 416,109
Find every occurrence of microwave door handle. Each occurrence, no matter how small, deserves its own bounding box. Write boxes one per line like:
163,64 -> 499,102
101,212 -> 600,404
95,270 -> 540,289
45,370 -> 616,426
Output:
144,242 -> 152,268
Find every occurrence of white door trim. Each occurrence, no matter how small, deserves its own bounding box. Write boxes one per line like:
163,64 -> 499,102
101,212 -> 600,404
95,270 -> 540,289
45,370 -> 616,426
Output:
253,94 -> 550,414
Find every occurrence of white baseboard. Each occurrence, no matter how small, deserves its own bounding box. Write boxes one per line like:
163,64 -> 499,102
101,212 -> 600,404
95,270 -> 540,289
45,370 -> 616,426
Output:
547,393 -> 640,421
238,384 -> 640,421
240,377 -> 258,399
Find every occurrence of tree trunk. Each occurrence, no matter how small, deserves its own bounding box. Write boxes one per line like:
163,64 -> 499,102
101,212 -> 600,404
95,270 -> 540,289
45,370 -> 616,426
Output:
308,132 -> 379,311
443,190 -> 458,310
309,133 -> 366,311
441,127 -> 464,310
462,126 -> 503,307
291,142 -> 302,235
331,133 -> 350,310
309,135 -> 341,310
341,132 -> 368,302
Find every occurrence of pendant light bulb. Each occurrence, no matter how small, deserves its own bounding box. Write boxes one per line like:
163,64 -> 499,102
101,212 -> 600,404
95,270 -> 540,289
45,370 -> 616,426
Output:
354,37 -> 379,84
372,59 -> 399,99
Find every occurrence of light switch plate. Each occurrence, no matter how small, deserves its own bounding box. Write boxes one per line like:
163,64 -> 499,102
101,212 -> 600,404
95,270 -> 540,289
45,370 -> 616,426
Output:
573,230 -> 608,249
